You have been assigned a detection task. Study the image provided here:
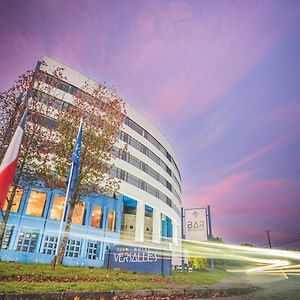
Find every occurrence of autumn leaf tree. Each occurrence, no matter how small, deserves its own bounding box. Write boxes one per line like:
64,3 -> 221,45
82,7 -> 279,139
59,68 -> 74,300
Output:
0,65 -> 65,247
43,81 -> 126,266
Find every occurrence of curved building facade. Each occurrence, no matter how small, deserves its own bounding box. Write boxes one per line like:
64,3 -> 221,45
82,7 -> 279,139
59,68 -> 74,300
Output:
0,56 -> 182,266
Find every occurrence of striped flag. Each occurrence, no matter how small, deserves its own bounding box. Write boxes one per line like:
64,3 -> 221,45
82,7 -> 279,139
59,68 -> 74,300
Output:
0,107 -> 29,209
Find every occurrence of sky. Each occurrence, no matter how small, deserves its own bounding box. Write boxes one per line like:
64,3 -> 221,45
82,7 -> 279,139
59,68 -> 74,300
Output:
1,0 -> 300,249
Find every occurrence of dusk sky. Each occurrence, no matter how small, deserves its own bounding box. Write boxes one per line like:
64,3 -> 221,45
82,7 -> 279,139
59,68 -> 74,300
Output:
1,0 -> 300,248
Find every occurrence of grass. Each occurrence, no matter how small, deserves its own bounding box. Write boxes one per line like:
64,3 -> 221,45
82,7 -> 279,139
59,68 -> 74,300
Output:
0,262 -> 226,293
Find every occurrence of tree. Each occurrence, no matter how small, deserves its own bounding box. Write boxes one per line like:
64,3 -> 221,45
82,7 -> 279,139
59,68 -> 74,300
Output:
188,257 -> 208,270
42,80 -> 126,266
0,65 -> 64,246
208,236 -> 224,243
241,243 -> 255,247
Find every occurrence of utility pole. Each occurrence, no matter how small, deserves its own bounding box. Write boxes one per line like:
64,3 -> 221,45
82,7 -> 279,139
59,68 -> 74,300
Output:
265,230 -> 272,248
207,205 -> 214,273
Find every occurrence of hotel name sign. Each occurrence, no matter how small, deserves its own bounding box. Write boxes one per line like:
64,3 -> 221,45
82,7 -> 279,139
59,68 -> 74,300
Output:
105,245 -> 172,275
113,247 -> 158,263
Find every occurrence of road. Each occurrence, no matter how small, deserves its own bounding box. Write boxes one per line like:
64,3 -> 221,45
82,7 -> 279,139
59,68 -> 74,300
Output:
206,273 -> 300,299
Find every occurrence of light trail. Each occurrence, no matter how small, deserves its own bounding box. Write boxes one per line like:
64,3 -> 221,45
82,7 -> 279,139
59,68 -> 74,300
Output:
6,219 -> 300,276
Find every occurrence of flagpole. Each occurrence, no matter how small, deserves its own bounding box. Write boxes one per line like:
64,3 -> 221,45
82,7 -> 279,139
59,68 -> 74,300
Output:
52,118 -> 83,268
52,161 -> 74,267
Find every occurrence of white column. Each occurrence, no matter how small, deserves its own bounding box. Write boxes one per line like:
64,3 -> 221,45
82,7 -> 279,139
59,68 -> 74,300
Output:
152,208 -> 161,243
135,200 -> 145,243
172,222 -> 178,245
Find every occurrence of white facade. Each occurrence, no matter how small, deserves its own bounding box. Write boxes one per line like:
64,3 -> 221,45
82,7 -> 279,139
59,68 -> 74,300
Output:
37,56 -> 182,246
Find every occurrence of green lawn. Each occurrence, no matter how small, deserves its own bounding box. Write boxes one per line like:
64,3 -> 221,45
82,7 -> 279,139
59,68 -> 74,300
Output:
0,262 -> 226,293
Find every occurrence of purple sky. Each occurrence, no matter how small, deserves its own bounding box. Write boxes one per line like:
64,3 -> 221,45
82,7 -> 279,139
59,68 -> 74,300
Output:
1,0 -> 300,249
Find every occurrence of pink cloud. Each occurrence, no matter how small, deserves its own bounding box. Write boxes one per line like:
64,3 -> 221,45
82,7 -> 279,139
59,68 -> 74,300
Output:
184,171 -> 300,245
258,100 -> 300,127
220,129 -> 300,174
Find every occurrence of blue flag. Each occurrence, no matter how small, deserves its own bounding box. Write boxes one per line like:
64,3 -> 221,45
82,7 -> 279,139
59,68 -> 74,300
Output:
67,120 -> 83,195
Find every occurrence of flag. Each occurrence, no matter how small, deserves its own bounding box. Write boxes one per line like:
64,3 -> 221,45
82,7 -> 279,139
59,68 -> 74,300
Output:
0,107 -> 29,209
66,119 -> 83,195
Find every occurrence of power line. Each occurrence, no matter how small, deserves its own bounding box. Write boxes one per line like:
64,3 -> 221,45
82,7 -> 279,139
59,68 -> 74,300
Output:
259,234 -> 300,248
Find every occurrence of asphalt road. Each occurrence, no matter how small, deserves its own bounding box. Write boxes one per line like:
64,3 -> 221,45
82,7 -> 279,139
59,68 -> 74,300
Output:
206,274 -> 300,299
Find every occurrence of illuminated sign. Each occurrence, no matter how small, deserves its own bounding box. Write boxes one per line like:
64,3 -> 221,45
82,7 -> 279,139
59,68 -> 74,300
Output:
104,245 -> 171,276
113,248 -> 158,263
184,208 -> 208,241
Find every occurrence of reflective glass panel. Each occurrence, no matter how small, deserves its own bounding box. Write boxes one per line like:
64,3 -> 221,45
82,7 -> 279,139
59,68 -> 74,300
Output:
50,195 -> 65,221
26,190 -> 47,217
2,187 -> 23,213
91,205 -> 102,228
72,202 -> 85,225
107,210 -> 116,231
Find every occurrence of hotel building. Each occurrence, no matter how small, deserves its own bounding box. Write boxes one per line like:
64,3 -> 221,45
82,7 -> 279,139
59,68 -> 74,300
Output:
0,57 -> 182,267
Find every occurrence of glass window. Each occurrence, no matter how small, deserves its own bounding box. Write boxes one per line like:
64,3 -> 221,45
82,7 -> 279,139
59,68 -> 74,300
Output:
2,186 -> 23,213
1,227 -> 13,249
166,166 -> 172,176
107,210 -> 116,232
26,190 -> 47,217
129,155 -> 140,169
16,231 -> 39,252
42,236 -> 58,255
130,137 -> 142,151
166,181 -> 172,191
91,205 -> 102,228
72,202 -> 85,225
57,81 -> 69,92
69,85 -> 78,95
86,241 -> 99,260
147,184 -> 158,197
148,167 -> 159,181
127,173 -> 140,187
148,150 -> 159,164
50,195 -> 65,221
65,239 -> 81,257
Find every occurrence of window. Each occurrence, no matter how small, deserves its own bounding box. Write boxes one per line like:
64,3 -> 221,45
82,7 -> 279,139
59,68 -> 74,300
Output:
166,166 -> 172,176
42,236 -> 58,255
147,184 -> 158,198
148,150 -> 159,164
72,202 -> 85,225
26,190 -> 47,217
91,205 -> 102,228
130,137 -> 142,152
69,85 -> 78,95
2,187 -> 23,213
148,167 -> 159,181
57,81 -> 69,92
50,195 -> 65,221
127,173 -> 140,187
166,181 -> 172,191
1,227 -> 13,249
107,210 -> 116,231
110,167 -> 117,177
166,197 -> 172,207
125,118 -> 143,135
16,232 -> 39,252
86,241 -> 99,260
129,155 -> 140,169
65,239 -> 81,257
166,151 -> 172,162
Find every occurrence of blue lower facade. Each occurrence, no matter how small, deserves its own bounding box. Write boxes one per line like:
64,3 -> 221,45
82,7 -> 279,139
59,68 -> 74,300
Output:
0,186 -> 122,267
0,185 -> 175,267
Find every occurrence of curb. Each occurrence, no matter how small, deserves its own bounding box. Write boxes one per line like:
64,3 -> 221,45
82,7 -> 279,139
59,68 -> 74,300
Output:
0,286 -> 258,300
